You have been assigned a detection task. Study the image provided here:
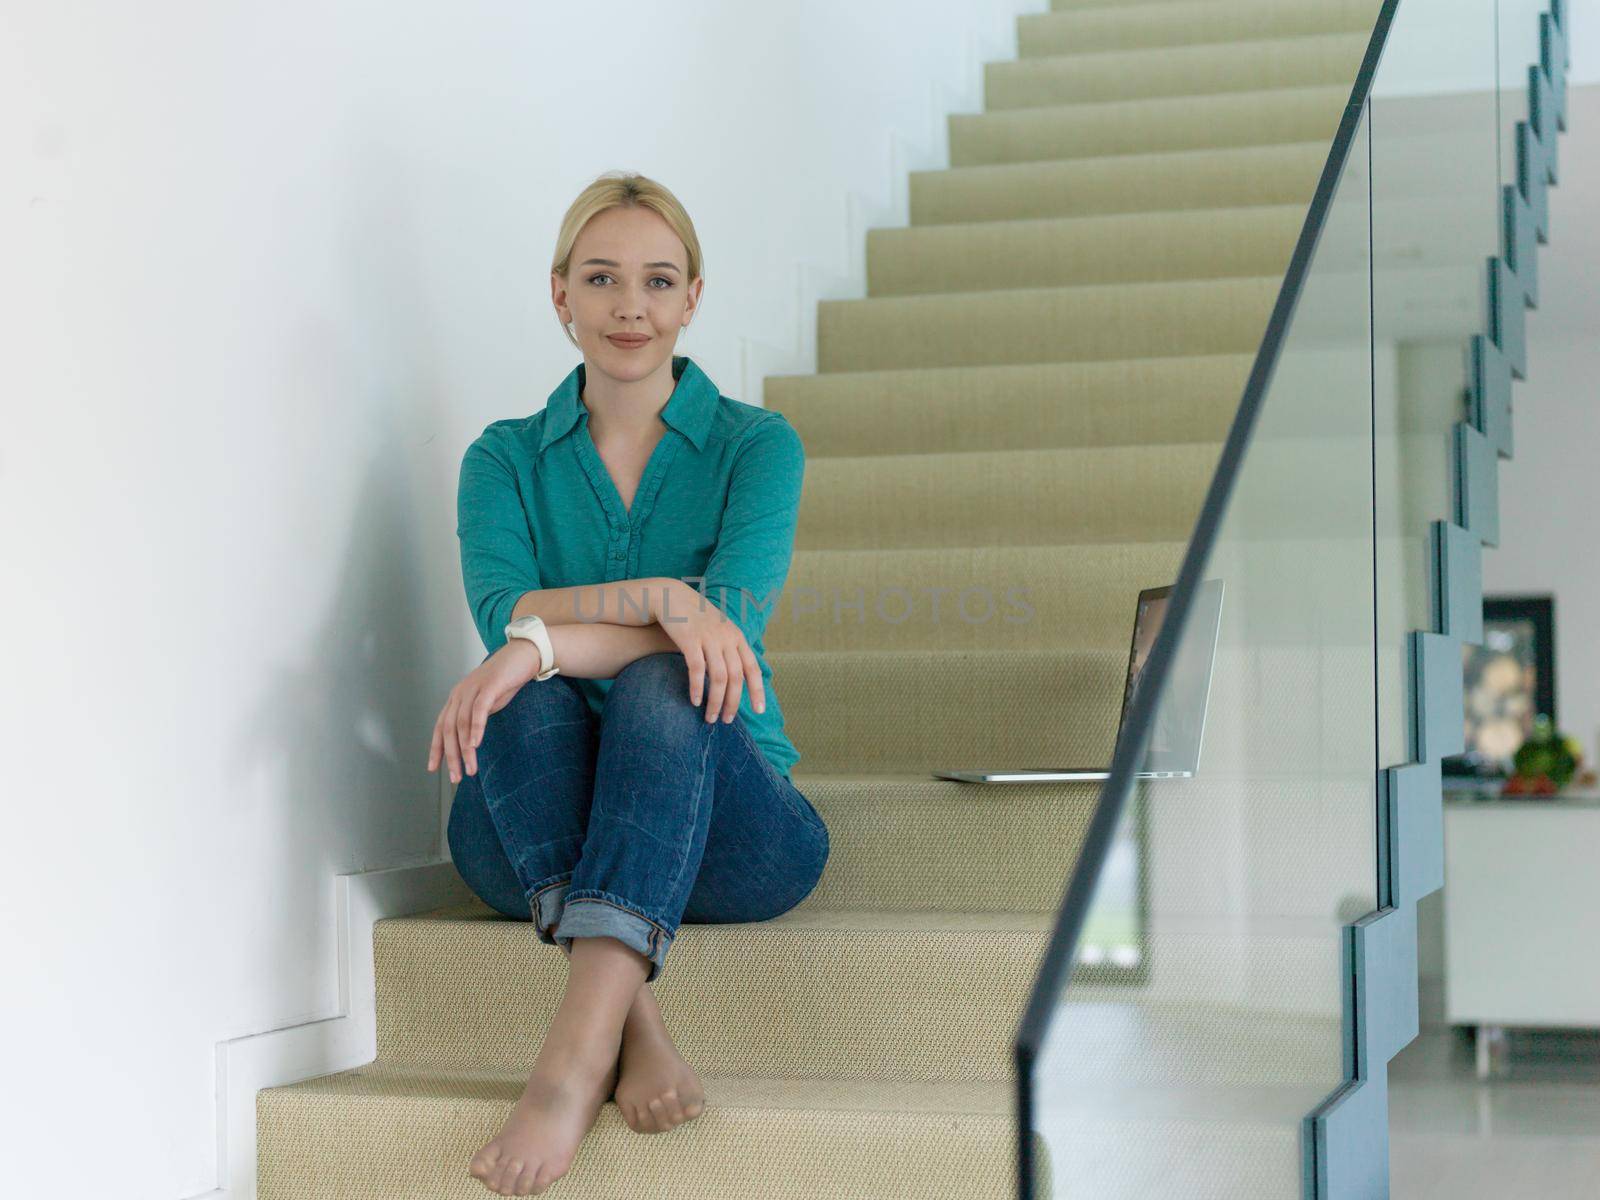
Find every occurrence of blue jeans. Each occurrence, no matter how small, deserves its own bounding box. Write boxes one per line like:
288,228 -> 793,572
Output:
446,651 -> 830,984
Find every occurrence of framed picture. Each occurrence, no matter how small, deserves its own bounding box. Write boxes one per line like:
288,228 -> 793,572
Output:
1444,595 -> 1556,777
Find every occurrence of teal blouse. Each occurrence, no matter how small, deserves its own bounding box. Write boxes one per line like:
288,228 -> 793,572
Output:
456,355 -> 806,780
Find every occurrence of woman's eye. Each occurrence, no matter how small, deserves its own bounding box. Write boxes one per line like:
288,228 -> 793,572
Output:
586,274 -> 673,288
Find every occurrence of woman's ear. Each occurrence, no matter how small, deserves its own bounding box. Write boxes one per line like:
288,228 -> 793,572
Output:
550,271 -> 569,323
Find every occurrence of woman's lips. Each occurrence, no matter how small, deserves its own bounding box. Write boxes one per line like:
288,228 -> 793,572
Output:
607,335 -> 650,348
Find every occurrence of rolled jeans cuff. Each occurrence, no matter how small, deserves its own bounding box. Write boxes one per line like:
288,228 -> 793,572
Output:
528,877 -> 573,947
552,888 -> 673,984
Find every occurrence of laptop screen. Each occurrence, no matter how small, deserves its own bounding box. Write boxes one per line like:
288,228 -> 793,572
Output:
1116,579 -> 1224,774
1121,590 -> 1167,727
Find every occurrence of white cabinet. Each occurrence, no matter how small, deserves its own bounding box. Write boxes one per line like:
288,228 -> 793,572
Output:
1443,791 -> 1600,1075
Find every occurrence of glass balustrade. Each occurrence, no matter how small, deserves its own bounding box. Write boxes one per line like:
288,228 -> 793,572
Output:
1018,2 -> 1562,1195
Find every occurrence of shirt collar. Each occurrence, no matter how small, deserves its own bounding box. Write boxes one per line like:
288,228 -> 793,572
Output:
537,354 -> 718,457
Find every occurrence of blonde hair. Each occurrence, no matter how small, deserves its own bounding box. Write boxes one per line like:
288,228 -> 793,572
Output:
551,171 -> 704,350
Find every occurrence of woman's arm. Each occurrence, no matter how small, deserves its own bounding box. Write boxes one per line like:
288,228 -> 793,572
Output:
509,576 -> 682,629
545,618 -> 679,680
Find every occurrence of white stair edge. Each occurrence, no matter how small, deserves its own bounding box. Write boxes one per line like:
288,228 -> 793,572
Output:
183,857 -> 474,1199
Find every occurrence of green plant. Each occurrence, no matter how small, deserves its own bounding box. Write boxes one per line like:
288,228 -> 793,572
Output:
1504,714 -> 1579,793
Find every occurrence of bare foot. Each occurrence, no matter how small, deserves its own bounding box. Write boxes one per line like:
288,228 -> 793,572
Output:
614,1018 -> 707,1134
550,940 -> 706,1135
468,1040 -> 622,1196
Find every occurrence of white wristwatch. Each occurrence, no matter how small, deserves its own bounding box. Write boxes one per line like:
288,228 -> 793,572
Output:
504,614 -> 560,680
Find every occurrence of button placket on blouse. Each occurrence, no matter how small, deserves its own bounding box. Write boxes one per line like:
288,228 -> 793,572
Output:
574,409 -> 687,583
606,525 -> 629,581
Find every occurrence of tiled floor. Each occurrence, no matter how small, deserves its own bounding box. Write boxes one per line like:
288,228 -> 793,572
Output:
1390,1028 -> 1600,1198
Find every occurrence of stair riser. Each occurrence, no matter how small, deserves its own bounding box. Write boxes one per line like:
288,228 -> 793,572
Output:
799,778 -> 1099,912
769,542 -> 1188,653
817,277 -> 1279,373
1021,0 -> 1382,58
866,205 -> 1303,295
257,1085 -> 1045,1200
950,86 -> 1346,168
370,919 -> 1047,1079
772,356 -> 1248,457
986,32 -> 1369,108
910,143 -> 1327,225
773,649 -> 1127,773
796,442 -> 1220,550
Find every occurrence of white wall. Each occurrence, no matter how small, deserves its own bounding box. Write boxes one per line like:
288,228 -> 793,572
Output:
0,2 -> 1042,1194
1376,0 -> 1600,97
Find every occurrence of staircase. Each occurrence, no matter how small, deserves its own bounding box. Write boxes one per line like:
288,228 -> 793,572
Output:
258,2 -> 1391,1196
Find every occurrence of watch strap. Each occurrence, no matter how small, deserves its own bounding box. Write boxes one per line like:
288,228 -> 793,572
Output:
504,616 -> 560,681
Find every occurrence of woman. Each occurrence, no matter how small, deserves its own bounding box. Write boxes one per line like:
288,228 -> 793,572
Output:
426,171 -> 829,1197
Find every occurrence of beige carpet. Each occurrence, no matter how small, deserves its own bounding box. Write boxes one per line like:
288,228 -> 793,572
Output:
257,1 -> 1380,1195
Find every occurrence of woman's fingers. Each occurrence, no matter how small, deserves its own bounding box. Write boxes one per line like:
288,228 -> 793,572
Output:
720,644 -> 744,723
739,641 -> 766,715
684,641 -> 707,707
455,687 -> 480,776
702,643 -> 729,723
440,694 -> 464,782
680,630 -> 760,723
428,718 -> 443,772
466,683 -> 501,772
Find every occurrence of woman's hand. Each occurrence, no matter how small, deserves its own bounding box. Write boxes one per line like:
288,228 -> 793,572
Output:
427,640 -> 543,783
654,581 -> 766,724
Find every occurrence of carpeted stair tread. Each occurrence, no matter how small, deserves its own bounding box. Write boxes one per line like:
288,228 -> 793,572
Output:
263,1057 -> 1018,1113
950,83 -> 1348,168
770,646 -> 1128,773
985,30 -> 1370,108
772,540 -> 1190,652
817,275 -> 1278,371
372,905 -> 1056,1079
771,354 -> 1249,456
256,1061 -> 1047,1199
797,441 -> 1220,549
406,900 -> 1057,934
785,528 -> 1398,662
1019,0 -> 1382,58
1047,0 -> 1242,9
366,908 -> 1350,1088
866,203 -> 1305,295
368,908 -> 1356,1088
911,140 -> 1329,224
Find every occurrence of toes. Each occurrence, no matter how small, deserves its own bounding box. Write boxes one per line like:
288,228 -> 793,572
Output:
664,1087 -> 686,1124
622,1088 -> 709,1133
492,1156 -> 525,1194
469,1148 -> 499,1184
531,1161 -> 562,1194
511,1162 -> 542,1195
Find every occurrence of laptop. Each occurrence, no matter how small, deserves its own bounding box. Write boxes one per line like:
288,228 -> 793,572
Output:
931,578 -> 1224,783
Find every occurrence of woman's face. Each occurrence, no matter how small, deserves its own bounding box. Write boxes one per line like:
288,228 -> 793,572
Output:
552,205 -> 702,381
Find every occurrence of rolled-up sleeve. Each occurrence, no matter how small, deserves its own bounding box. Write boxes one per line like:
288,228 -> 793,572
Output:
456,429 -> 542,656
697,414 -> 805,648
